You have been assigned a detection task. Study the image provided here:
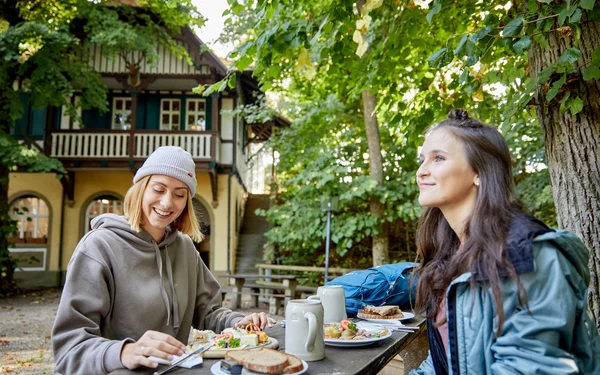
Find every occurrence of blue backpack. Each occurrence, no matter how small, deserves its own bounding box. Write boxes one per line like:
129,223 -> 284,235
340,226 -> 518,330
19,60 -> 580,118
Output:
326,262 -> 419,316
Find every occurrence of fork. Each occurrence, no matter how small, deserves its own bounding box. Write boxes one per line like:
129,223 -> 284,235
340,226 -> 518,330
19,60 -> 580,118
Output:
153,341 -> 214,375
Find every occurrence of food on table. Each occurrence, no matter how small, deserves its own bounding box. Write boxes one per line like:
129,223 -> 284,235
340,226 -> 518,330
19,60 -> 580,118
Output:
225,348 -> 303,374
323,325 -> 342,339
324,319 -> 389,341
187,325 -> 270,353
357,305 -> 404,319
188,329 -> 215,344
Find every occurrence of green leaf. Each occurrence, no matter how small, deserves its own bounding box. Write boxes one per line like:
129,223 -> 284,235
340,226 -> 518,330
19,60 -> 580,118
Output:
472,25 -> 492,42
556,48 -> 581,73
570,8 -> 582,23
537,65 -> 555,85
227,74 -> 236,89
459,69 -> 469,84
533,34 -> 550,50
427,2 -> 442,23
231,3 -> 245,15
546,73 -> 566,102
428,47 -> 453,68
558,6 -> 576,26
465,55 -> 478,66
235,54 -> 254,72
583,65 -> 600,80
580,0 -> 595,10
559,91 -> 571,112
455,35 -> 476,58
454,35 -> 468,56
512,36 -> 532,54
502,16 -> 524,37
567,96 -> 584,115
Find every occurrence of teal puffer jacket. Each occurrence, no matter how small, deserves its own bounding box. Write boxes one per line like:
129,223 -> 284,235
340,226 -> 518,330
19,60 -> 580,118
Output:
410,228 -> 600,375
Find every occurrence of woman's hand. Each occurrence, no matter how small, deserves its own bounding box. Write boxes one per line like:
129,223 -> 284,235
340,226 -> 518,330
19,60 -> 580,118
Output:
121,330 -> 186,370
235,312 -> 277,330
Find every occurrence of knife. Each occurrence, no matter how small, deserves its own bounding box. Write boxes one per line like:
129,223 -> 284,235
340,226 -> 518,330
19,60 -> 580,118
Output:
153,341 -> 214,375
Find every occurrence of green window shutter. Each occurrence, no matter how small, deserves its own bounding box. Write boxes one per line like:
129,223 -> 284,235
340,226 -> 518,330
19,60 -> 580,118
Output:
136,94 -> 146,129
145,94 -> 160,130
30,106 -> 46,139
82,107 -> 109,129
205,97 -> 212,131
12,94 -> 31,140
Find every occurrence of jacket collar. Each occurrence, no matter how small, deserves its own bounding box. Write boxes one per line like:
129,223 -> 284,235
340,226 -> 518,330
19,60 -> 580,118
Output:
474,213 -> 552,281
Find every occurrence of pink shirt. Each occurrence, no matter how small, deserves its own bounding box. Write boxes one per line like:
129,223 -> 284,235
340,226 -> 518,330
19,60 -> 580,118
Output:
436,298 -> 449,353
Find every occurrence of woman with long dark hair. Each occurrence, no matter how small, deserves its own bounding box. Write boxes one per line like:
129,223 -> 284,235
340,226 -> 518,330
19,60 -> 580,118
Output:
410,110 -> 600,375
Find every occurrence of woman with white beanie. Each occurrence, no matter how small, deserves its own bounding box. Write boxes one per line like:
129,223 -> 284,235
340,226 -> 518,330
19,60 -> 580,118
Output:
52,146 -> 274,374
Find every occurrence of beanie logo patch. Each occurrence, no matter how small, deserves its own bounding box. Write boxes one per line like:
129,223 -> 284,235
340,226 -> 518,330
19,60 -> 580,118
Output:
188,173 -> 193,177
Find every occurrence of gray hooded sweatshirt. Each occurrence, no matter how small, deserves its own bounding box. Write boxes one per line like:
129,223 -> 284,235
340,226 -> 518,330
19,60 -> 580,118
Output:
52,214 -> 244,375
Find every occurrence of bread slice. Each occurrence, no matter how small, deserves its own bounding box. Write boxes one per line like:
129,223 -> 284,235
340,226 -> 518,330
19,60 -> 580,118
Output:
283,353 -> 303,374
357,308 -> 404,320
225,348 -> 289,374
364,305 -> 400,316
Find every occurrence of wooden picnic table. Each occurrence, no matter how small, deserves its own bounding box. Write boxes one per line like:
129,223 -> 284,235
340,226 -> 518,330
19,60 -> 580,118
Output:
108,314 -> 428,375
225,274 -> 300,309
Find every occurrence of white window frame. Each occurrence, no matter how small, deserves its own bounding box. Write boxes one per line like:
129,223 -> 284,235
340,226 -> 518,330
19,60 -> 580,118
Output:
10,196 -> 49,240
85,197 -> 123,233
112,97 -> 132,130
160,99 -> 181,131
9,248 -> 47,271
186,99 -> 206,131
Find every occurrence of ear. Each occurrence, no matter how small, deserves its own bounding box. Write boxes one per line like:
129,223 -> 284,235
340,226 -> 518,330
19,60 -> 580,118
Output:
474,175 -> 480,187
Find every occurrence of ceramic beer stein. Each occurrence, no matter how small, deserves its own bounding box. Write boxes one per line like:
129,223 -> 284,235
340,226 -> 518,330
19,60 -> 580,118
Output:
307,285 -> 347,323
285,299 -> 325,362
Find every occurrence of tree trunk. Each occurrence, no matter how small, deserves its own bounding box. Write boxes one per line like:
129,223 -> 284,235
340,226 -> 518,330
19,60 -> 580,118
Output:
528,11 -> 600,327
0,96 -> 16,293
362,90 -> 389,266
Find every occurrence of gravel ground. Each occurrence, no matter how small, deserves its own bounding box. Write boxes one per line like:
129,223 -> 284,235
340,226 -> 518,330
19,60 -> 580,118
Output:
0,289 -> 282,375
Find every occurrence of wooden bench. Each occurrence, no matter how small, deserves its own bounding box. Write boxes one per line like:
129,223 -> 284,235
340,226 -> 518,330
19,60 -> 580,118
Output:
223,274 -> 299,313
255,263 -> 358,298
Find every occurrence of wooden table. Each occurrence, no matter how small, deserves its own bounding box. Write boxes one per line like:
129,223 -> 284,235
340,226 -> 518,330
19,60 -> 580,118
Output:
225,274 -> 299,309
109,315 -> 427,375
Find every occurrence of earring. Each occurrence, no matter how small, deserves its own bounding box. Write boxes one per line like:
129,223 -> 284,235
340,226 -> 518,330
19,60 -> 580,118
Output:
475,181 -> 480,187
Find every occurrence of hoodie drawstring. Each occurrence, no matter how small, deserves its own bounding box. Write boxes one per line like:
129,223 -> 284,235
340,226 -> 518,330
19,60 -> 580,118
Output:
165,245 -> 180,329
154,246 -> 172,327
154,244 -> 179,329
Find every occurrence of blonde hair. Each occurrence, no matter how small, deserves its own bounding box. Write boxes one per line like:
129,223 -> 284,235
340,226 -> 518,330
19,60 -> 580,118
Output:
124,175 -> 204,242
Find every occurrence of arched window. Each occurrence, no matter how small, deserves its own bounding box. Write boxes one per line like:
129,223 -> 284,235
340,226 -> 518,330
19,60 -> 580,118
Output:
9,196 -> 49,244
85,195 -> 123,233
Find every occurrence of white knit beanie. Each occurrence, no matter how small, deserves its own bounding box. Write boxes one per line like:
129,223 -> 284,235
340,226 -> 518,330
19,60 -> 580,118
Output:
133,146 -> 197,196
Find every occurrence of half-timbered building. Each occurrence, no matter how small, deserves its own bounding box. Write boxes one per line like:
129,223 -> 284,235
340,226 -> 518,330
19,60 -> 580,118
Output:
8,26 -> 285,288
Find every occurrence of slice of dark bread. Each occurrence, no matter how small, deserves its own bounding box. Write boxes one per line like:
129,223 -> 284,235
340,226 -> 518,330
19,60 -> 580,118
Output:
225,348 -> 289,374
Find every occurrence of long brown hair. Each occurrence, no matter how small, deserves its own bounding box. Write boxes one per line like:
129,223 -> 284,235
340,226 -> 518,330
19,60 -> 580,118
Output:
414,109 -> 525,335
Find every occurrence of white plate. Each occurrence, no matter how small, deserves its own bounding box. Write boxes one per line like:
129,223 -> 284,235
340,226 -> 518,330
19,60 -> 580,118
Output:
359,312 -> 415,323
324,329 -> 393,347
211,359 -> 308,375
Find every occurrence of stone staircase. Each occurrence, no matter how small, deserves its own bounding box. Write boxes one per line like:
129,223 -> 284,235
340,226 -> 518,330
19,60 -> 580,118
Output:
235,194 -> 271,274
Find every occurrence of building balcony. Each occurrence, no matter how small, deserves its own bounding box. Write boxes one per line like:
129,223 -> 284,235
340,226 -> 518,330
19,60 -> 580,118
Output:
45,129 -> 227,171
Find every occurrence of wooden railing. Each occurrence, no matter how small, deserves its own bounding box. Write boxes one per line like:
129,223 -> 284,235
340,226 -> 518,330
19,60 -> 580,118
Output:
48,130 -> 216,160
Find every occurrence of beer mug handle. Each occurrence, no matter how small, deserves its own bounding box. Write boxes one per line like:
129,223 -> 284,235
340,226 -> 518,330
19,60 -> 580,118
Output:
304,312 -> 317,352
306,295 -> 320,301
